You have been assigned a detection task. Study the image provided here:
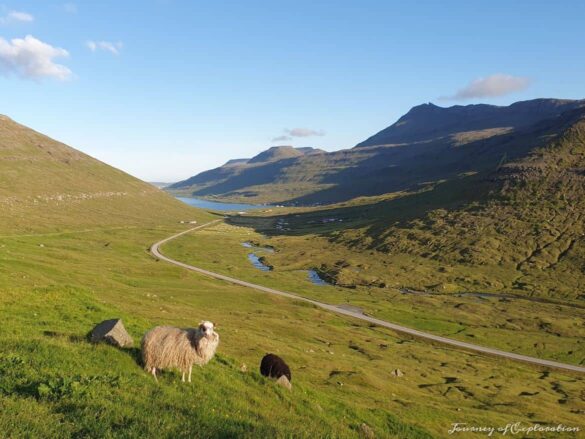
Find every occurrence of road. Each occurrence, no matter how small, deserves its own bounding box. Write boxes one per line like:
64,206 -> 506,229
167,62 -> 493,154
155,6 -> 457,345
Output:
150,220 -> 585,374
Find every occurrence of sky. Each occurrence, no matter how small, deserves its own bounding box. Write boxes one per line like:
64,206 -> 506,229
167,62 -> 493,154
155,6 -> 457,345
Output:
0,1 -> 584,182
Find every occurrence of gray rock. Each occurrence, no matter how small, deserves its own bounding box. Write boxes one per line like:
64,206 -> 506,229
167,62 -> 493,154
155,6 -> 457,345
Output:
276,375 -> 292,390
90,319 -> 133,348
390,368 -> 404,377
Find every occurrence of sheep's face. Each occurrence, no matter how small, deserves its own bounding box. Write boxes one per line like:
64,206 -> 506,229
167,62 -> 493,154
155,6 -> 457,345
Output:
199,321 -> 216,339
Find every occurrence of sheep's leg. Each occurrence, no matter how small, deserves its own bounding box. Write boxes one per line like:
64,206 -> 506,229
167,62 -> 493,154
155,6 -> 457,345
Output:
188,365 -> 192,383
181,371 -> 186,382
151,367 -> 158,382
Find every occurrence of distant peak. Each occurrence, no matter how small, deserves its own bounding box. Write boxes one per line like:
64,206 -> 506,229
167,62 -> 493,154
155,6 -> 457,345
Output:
248,145 -> 303,164
245,145 -> 325,164
409,102 -> 439,111
267,145 -> 295,150
356,97 -> 585,148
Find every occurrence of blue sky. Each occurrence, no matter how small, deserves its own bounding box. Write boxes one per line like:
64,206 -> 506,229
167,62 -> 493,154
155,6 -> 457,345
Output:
1,1 -> 584,181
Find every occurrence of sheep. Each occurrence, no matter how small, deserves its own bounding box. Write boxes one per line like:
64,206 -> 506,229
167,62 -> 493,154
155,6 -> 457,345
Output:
141,321 -> 219,383
260,353 -> 292,384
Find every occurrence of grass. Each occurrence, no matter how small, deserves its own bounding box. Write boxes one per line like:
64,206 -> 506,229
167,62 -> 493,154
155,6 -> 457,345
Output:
1,114 -> 584,437
0,115 -> 209,234
2,225 -> 584,437
169,108 -> 585,303
163,221 -> 585,366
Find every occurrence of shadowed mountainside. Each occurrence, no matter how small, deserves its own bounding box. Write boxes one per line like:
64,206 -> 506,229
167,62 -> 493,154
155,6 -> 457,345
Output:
169,98 -> 585,205
230,106 -> 585,299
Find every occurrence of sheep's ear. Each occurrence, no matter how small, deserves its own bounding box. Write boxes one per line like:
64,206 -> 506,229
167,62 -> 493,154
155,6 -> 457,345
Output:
212,322 -> 218,329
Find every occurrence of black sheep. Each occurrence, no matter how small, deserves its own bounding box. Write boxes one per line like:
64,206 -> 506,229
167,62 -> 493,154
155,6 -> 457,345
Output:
260,353 -> 291,382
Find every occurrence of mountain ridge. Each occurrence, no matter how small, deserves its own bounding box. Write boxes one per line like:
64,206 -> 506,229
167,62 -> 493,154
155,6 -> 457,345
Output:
355,98 -> 585,147
169,98 -> 585,205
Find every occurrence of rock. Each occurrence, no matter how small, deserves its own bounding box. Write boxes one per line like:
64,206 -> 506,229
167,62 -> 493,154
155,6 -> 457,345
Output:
276,375 -> 292,390
90,319 -> 133,348
359,423 -> 375,438
390,369 -> 404,378
240,363 -> 248,372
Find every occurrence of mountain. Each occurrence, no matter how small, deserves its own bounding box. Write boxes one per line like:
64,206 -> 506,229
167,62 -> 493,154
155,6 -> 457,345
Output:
168,146 -> 326,201
231,105 -> 585,300
0,115 -> 205,233
248,145 -> 303,163
345,105 -> 585,298
169,98 -> 585,205
356,98 -> 583,147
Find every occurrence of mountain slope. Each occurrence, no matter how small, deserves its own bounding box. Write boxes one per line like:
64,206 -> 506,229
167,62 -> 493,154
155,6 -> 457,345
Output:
233,106 -> 585,300
354,106 -> 585,298
356,98 -> 583,147
0,116 -> 207,233
169,98 -> 585,205
168,146 -> 328,202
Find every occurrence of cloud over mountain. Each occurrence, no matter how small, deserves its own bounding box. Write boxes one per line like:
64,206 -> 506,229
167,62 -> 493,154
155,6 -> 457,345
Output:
272,127 -> 325,142
442,74 -> 530,100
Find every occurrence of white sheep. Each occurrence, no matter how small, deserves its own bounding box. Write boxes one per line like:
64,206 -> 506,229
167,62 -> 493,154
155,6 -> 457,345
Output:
141,321 -> 219,382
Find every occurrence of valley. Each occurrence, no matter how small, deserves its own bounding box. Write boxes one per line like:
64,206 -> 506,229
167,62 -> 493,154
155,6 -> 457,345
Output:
2,224 -> 584,438
1,103 -> 584,437
161,220 -> 585,367
3,3 -> 585,437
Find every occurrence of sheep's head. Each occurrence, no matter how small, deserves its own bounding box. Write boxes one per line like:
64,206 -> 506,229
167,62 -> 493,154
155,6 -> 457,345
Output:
198,321 -> 217,339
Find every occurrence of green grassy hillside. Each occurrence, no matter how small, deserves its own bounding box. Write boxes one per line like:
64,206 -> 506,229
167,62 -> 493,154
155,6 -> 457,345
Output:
0,115 -> 210,233
164,221 -> 585,366
2,117 -> 584,437
2,226 -> 584,438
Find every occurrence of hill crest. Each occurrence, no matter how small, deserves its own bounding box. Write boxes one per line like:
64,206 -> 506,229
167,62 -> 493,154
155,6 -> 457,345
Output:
168,98 -> 585,205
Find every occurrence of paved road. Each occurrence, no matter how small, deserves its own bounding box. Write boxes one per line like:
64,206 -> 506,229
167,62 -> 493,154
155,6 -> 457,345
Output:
151,221 -> 585,374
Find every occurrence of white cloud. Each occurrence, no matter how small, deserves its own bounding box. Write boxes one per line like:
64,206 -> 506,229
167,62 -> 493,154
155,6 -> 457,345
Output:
86,40 -> 123,55
442,74 -> 530,101
0,11 -> 34,24
0,35 -> 72,81
285,127 -> 325,137
271,128 -> 325,142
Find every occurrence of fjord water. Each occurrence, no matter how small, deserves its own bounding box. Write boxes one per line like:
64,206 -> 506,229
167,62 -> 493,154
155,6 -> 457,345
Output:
176,196 -> 268,211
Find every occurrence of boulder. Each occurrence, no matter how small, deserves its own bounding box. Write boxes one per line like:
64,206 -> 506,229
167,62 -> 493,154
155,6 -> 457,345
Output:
276,375 -> 292,390
90,319 -> 133,348
390,368 -> 404,378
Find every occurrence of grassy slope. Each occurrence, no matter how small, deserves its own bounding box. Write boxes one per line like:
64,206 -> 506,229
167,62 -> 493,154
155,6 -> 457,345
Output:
0,115 -> 206,233
164,222 -> 585,365
0,119 -> 434,437
2,226 -> 584,438
1,117 -> 584,437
